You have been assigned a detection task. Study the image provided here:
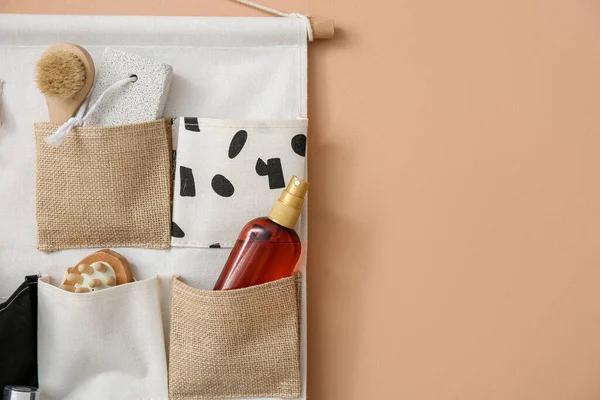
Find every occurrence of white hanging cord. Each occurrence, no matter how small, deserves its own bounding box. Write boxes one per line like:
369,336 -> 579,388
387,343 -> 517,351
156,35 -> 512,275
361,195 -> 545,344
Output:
44,76 -> 137,146
231,0 -> 314,41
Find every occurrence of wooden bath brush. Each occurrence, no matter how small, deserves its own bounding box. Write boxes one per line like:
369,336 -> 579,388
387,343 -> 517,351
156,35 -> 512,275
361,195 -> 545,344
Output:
60,249 -> 135,293
36,43 -> 95,125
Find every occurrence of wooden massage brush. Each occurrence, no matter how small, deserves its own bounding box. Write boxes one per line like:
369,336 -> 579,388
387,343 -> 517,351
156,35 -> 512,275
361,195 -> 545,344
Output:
60,249 -> 135,293
36,43 -> 95,125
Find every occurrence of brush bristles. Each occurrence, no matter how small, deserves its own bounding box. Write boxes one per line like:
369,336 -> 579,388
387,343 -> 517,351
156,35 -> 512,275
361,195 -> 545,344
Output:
36,51 -> 86,99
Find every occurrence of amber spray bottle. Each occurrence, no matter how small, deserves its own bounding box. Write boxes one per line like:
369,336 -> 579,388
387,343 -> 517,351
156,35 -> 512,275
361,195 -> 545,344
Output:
213,176 -> 310,290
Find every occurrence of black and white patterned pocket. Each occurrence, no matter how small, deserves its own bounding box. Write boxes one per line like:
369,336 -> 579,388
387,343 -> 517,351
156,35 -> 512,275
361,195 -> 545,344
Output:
171,118 -> 307,248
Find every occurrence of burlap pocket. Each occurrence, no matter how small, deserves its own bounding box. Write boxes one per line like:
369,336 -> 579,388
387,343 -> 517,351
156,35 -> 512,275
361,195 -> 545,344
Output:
169,275 -> 302,400
35,119 -> 172,251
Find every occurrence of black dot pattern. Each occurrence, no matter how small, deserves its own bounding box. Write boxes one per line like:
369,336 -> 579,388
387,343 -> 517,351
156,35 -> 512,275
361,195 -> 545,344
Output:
179,166 -> 196,197
291,134 -> 307,157
184,117 -> 200,132
228,130 -> 247,159
211,174 -> 235,197
171,221 -> 185,238
255,158 -> 285,189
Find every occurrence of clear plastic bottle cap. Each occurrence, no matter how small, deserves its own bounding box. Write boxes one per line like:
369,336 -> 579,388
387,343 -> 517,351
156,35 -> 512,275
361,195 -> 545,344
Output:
3,386 -> 40,400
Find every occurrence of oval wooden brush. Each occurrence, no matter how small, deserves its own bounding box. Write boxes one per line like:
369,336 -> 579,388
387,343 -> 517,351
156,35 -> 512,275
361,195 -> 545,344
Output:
36,43 -> 95,125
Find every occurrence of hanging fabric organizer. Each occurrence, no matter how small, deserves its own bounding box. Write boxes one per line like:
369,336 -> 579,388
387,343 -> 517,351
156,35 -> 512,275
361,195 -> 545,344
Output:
0,8 -> 332,399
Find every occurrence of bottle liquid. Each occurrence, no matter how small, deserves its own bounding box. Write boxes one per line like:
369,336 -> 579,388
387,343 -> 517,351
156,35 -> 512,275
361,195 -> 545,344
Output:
213,176 -> 310,290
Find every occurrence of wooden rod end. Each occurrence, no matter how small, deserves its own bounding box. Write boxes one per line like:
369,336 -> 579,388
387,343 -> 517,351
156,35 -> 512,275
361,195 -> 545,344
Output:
309,17 -> 335,40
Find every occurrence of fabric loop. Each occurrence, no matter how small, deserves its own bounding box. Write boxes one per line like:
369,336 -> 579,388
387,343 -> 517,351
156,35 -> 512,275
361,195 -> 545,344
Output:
288,13 -> 314,42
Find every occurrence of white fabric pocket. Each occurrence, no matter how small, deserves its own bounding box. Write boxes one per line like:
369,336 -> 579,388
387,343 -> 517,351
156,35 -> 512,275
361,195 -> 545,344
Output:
37,277 -> 168,400
171,118 -> 308,248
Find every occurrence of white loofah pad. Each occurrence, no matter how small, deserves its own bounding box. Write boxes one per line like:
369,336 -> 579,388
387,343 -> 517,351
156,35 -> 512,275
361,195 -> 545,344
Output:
84,48 -> 173,126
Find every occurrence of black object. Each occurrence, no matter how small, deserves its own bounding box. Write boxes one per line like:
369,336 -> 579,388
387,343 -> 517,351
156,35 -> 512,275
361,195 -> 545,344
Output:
0,275 -> 39,390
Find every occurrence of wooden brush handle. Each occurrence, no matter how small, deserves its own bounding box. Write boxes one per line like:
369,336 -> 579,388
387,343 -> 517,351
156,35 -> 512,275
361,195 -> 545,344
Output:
43,43 -> 95,125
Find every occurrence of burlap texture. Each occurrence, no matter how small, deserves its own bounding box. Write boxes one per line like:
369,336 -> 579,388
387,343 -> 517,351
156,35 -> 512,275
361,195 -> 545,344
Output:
169,275 -> 302,400
35,119 -> 172,251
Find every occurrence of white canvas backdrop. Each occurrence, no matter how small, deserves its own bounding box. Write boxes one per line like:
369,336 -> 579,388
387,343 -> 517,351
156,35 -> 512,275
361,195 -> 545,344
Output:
0,13 -> 308,400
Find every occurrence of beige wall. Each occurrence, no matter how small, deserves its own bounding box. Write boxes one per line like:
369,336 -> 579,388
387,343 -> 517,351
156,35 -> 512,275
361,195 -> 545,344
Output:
3,1 -> 600,399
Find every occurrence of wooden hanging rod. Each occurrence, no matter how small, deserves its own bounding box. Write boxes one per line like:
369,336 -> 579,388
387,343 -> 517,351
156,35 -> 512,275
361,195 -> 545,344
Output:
309,17 -> 335,40
230,0 -> 334,39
